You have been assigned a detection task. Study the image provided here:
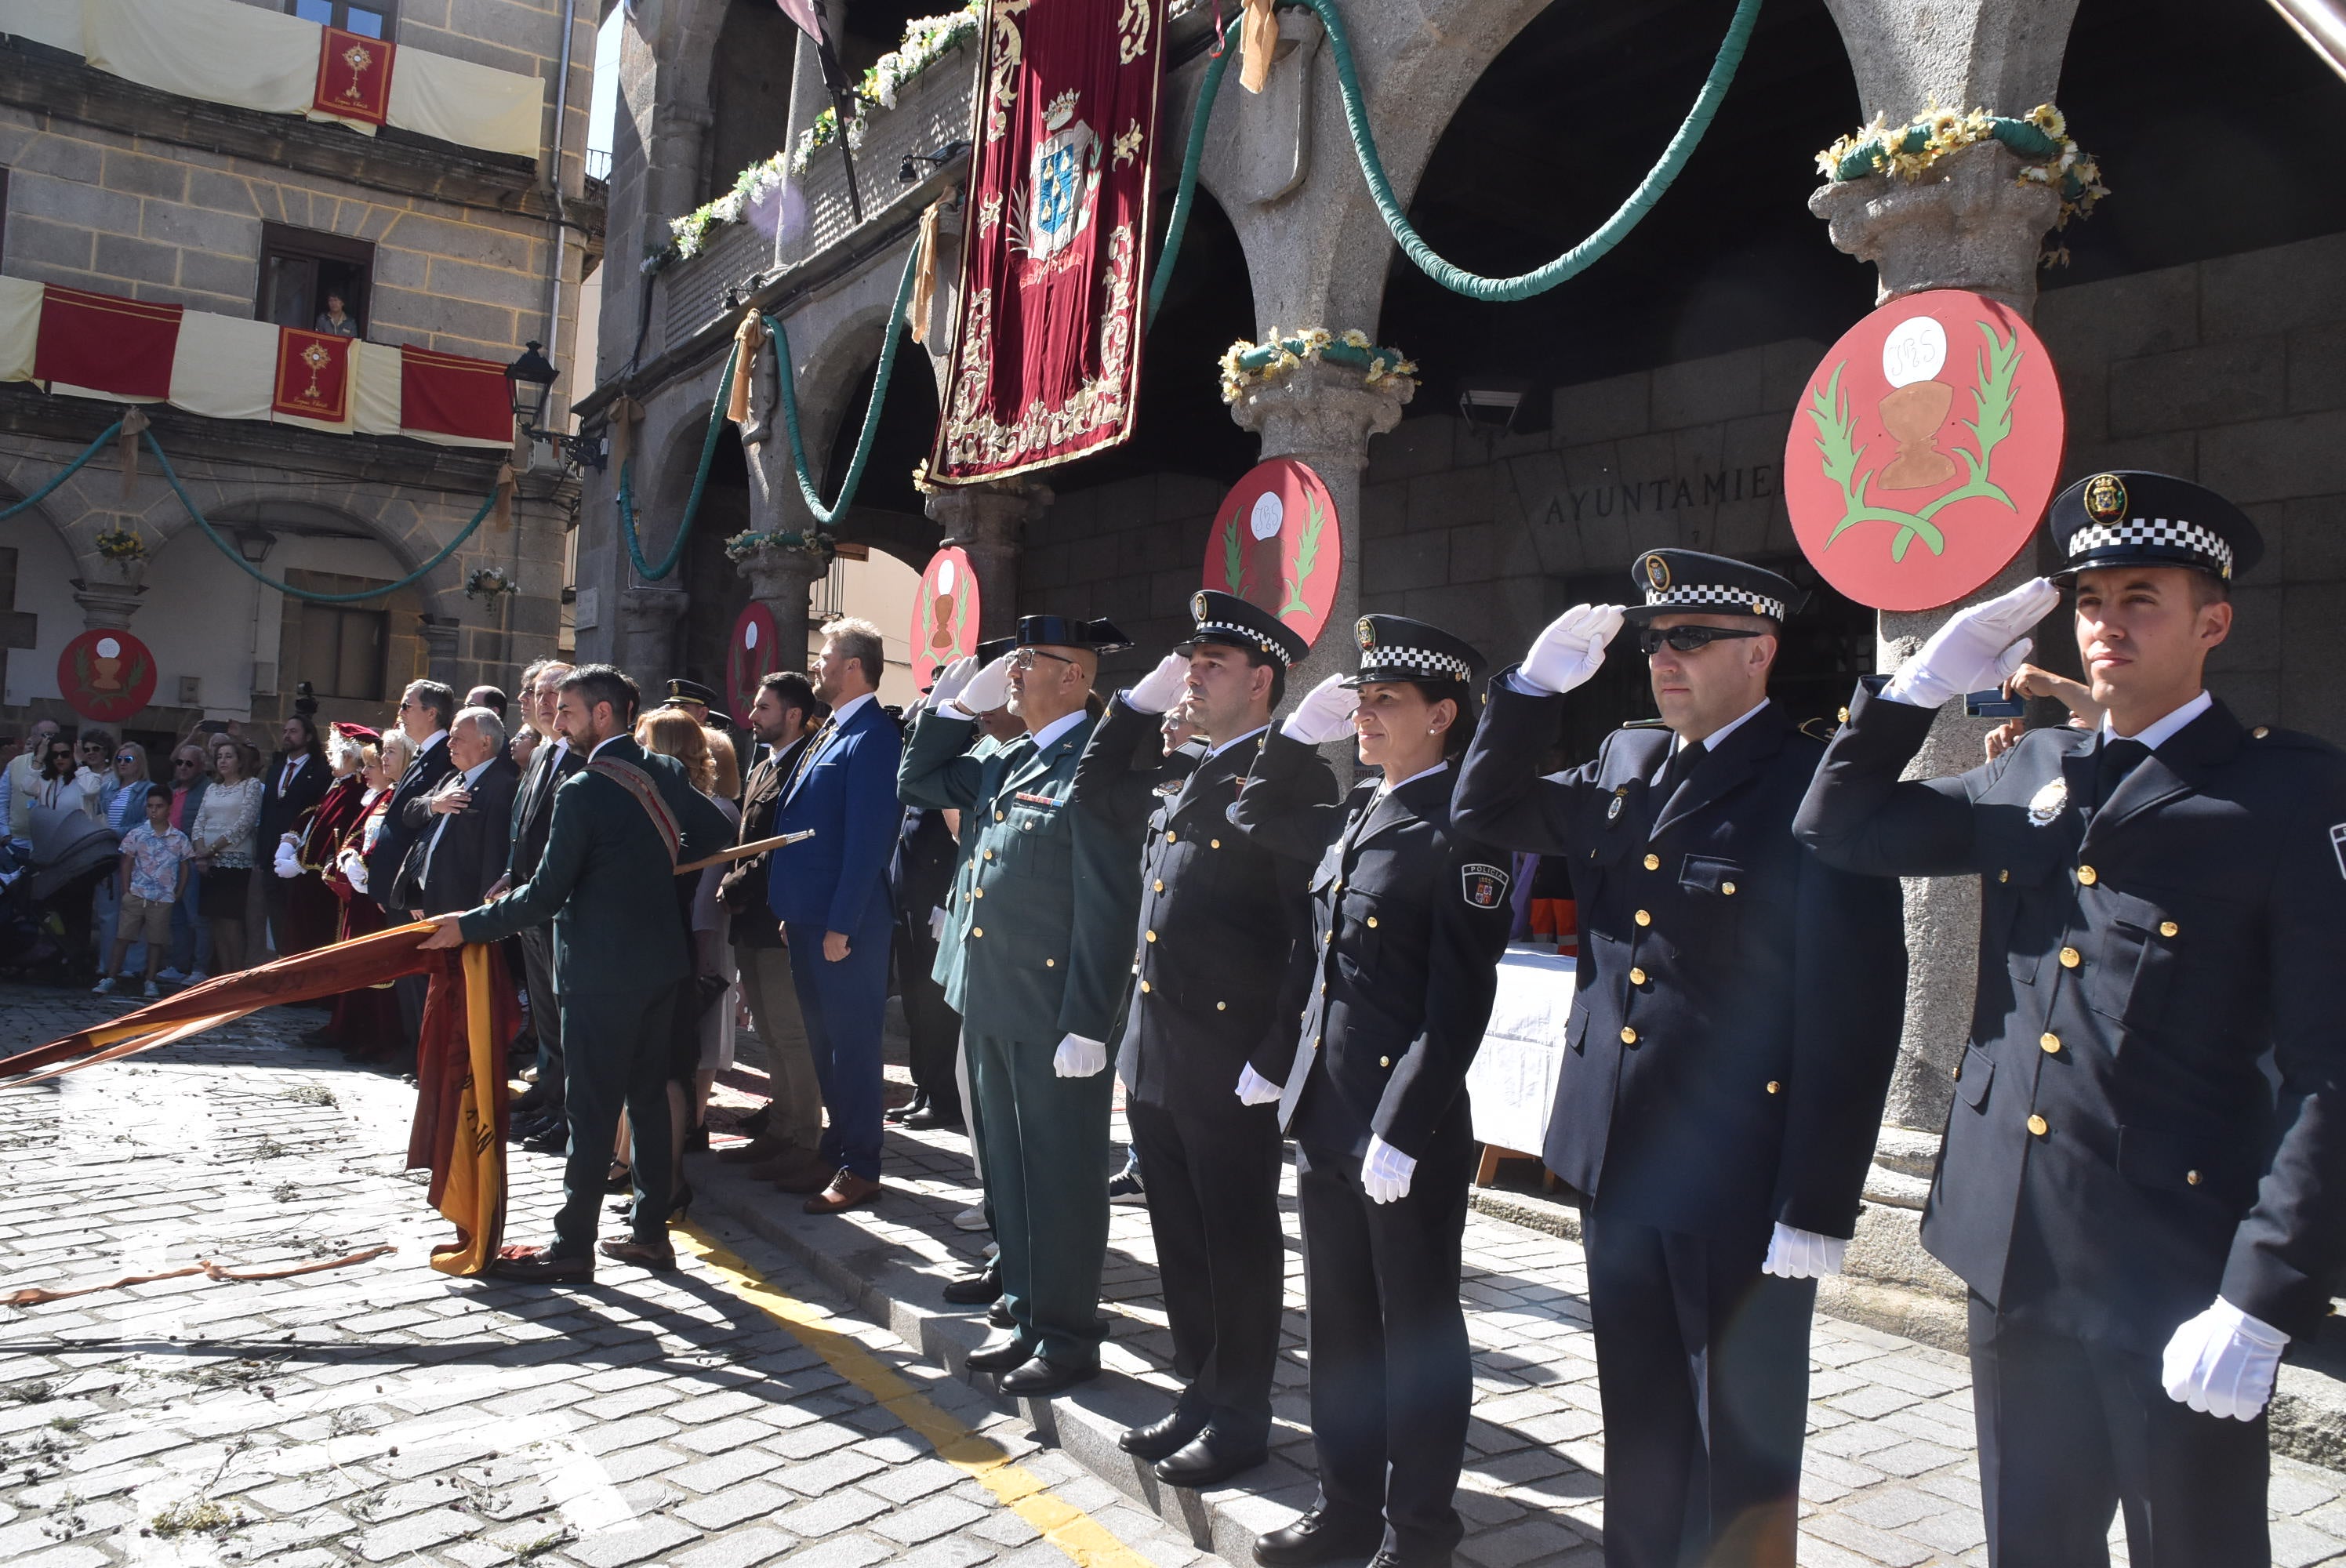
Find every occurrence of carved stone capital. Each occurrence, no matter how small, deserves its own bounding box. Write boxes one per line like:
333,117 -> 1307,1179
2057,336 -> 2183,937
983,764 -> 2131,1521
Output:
1808,142 -> 2065,310
1229,361 -> 1411,465
70,579 -> 146,630
925,480 -> 1055,638
732,537 -> 830,605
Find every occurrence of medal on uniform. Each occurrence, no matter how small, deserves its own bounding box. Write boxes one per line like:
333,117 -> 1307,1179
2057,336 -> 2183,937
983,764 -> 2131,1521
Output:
1607,786 -> 1628,821
2028,777 -> 2067,826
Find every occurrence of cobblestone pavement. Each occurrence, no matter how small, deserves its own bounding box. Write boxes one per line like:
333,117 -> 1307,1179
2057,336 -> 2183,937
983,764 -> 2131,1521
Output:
0,987 -> 1220,1568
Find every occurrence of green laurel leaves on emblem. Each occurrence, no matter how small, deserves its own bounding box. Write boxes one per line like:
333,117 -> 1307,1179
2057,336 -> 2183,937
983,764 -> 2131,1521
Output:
1810,319 -> 2026,563
1280,494 -> 1325,618
1220,506 -> 1245,597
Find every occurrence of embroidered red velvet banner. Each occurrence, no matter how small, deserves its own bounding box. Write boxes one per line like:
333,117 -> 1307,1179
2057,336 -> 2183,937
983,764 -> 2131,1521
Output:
314,24 -> 396,128
400,343 -> 513,444
927,0 -> 1168,485
34,285 -> 182,399
272,325 -> 354,423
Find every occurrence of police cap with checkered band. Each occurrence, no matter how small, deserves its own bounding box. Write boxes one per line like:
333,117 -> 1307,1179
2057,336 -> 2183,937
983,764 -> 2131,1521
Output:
1620,549 -> 1809,624
1178,589 -> 1309,668
2047,470 -> 2263,583
1344,615 -> 1487,688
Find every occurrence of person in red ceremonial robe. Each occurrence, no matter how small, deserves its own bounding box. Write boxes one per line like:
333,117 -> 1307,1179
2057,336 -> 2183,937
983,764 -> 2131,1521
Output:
274,720 -> 361,958
310,728 -> 409,1059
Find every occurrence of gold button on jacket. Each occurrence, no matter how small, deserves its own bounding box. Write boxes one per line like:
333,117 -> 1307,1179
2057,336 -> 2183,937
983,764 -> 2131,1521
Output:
2028,1113 -> 2049,1136
2059,946 -> 2081,969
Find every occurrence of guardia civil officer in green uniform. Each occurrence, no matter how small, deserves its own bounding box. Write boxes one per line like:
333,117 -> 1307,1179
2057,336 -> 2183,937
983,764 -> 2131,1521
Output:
1070,590 -> 1326,1490
1234,616 -> 1513,1568
899,615 -> 1143,1397
1796,472 -> 2346,1566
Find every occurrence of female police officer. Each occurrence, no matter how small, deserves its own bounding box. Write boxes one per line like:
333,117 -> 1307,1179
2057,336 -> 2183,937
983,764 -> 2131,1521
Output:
1232,615 -> 1513,1568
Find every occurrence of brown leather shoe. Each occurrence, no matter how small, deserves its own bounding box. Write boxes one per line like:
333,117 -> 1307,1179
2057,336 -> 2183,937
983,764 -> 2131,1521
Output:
763,1152 -> 836,1194
597,1237 -> 678,1272
719,1136 -> 786,1166
803,1171 -> 882,1214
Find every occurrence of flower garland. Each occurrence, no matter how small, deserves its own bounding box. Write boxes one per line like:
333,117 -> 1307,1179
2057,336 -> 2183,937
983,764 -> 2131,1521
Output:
1218,328 -> 1418,406
788,2 -> 982,176
723,528 -> 835,565
464,565 -> 518,603
1816,103 -> 2108,238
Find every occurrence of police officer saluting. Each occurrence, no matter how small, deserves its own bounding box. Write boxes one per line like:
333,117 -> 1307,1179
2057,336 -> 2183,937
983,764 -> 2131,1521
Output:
1070,590 -> 1325,1490
1453,550 -> 1905,1568
1795,473 -> 2346,1565
1236,615 -> 1511,1568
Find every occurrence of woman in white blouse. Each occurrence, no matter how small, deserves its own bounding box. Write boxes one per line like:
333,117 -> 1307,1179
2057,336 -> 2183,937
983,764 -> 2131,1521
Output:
191,735 -> 263,973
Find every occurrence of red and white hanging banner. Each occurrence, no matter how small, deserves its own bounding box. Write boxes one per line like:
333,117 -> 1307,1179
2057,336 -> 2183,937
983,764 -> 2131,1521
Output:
314,24 -> 396,129
272,327 -> 356,429
927,0 -> 1169,485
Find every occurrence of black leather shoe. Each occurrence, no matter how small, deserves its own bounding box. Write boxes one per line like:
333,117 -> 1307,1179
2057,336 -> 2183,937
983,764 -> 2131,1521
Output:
903,1107 -> 965,1131
964,1335 -> 1036,1373
1118,1406 -> 1207,1461
942,1265 -> 1002,1305
505,1113 -> 553,1145
509,1087 -> 552,1115
1156,1428 -> 1268,1490
885,1093 -> 928,1125
996,1356 -> 1098,1397
1253,1508 -> 1385,1568
987,1298 -> 1013,1329
521,1124 -> 568,1155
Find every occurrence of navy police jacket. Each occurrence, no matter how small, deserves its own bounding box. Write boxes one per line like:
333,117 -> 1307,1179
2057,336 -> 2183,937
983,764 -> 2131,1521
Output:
1453,679 -> 1907,1243
1795,686 -> 2346,1350
1235,732 -> 1511,1162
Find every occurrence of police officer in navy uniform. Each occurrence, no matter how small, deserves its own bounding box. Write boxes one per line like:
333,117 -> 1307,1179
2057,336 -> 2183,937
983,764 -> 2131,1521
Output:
1070,590 -> 1324,1490
1795,472 -> 2346,1566
1235,615 -> 1512,1568
1451,550 -> 1906,1568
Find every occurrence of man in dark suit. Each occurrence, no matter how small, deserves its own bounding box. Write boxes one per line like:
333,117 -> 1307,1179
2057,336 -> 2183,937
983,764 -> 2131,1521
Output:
766,618 -> 905,1215
1070,590 -> 1314,1488
1452,552 -> 1906,1568
899,616 -> 1142,1399
719,670 -> 830,1190
1796,474 -> 2346,1566
373,678 -> 456,1043
397,706 -> 521,918
421,663 -> 733,1280
503,662 -> 579,1132
889,804 -> 962,1130
260,706 -> 332,955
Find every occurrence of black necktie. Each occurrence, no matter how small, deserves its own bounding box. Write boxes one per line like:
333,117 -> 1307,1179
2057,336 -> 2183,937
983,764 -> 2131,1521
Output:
2094,737 -> 2149,811
1654,739 -> 1707,803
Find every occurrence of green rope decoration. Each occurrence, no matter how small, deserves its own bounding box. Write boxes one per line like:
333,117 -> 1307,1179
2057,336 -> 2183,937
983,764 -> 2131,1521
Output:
148,428 -> 500,604
0,418 -> 125,521
1814,104 -> 2107,235
763,244 -> 922,530
1147,11 -> 1244,327
615,347 -> 736,582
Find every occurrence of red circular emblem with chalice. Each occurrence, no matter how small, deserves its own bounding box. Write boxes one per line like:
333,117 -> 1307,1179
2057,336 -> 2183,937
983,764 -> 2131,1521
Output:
58,628 -> 157,722
1782,289 -> 2066,612
1200,458 -> 1342,650
726,603 -> 779,720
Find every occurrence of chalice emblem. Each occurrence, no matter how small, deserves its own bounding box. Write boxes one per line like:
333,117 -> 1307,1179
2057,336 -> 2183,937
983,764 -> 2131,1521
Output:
928,558 -> 959,655
300,339 -> 332,402
340,42 -> 373,104
1876,315 -> 1957,491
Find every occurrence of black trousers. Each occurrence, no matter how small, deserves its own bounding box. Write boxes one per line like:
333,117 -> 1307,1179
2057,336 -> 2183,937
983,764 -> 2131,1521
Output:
1969,1295 -> 2269,1567
551,982 -> 677,1257
1580,1209 -> 1814,1568
518,924 -> 563,1108
895,916 -> 961,1120
1294,1120 -> 1476,1559
1128,1094 -> 1284,1443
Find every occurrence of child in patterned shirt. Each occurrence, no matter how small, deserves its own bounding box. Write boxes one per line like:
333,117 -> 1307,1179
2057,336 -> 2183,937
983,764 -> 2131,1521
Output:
96,786 -> 193,999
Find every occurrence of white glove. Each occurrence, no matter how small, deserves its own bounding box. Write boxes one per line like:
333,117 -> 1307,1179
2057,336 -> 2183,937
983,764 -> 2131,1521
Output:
1052,1032 -> 1108,1078
1361,1134 -> 1416,1204
2162,1297 -> 2290,1421
957,652 -> 1017,715
1125,652 -> 1191,716
1235,1063 -> 1282,1105
1520,604 -> 1625,696
1881,577 -> 2061,709
929,654 -> 980,707
338,847 -> 369,895
1281,674 -> 1360,745
928,906 -> 947,942
1761,1222 -> 1847,1279
272,840 -> 302,879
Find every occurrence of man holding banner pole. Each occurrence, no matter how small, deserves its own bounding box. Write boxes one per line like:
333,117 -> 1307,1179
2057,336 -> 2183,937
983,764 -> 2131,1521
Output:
421,664 -> 733,1281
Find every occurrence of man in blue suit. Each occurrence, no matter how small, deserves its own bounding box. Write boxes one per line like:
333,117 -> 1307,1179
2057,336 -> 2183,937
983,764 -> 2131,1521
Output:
769,616 -> 904,1214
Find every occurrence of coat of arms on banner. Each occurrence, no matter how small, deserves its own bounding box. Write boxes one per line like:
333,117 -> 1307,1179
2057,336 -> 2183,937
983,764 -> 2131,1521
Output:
928,0 -> 1168,485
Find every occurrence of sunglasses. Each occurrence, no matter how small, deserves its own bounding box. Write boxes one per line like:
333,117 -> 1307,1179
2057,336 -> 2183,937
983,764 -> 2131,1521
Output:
1010,649 -> 1076,671
1636,624 -> 1767,656
115,753 -> 136,764
174,758 -> 202,769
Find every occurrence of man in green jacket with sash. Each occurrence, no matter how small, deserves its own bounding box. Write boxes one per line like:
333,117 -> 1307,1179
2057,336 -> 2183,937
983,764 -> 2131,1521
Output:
900,616 -> 1143,1396
423,664 -> 733,1282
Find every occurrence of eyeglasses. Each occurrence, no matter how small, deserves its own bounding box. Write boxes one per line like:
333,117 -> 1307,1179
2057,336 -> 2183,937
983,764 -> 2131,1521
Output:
116,753 -> 136,764
1636,624 -> 1768,656
174,757 -> 202,769
1010,649 -> 1076,671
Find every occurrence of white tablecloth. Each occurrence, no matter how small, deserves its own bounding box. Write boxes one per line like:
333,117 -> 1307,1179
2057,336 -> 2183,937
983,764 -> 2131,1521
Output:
1465,943 -> 1574,1156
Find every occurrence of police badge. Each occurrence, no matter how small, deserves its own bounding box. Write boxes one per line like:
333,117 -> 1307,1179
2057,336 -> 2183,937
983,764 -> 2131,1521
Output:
1461,862 -> 1510,909
2028,777 -> 2068,826
1643,553 -> 1672,593
2083,473 -> 2128,523
1356,617 -> 1376,651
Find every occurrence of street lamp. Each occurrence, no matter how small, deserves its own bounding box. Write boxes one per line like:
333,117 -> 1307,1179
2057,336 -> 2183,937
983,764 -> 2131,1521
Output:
504,340 -> 606,472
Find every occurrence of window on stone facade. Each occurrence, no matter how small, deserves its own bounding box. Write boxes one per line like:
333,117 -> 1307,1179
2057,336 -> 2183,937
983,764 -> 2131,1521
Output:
287,0 -> 395,38
258,224 -> 373,339
296,604 -> 389,702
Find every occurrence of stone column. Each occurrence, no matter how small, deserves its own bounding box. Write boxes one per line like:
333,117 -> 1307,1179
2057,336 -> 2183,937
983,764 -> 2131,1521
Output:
734,536 -> 830,674
72,570 -> 145,630
925,480 -> 1054,639
616,587 -> 688,690
1230,361 -> 1411,696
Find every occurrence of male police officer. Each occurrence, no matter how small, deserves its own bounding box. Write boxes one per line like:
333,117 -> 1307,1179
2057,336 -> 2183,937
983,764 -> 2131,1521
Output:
899,616 -> 1142,1396
1070,590 -> 1322,1488
1796,473 -> 2346,1565
1453,551 -> 1905,1568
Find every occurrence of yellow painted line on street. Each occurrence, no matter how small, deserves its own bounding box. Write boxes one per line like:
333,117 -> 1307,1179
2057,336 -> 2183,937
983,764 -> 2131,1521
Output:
674,1224 -> 1157,1568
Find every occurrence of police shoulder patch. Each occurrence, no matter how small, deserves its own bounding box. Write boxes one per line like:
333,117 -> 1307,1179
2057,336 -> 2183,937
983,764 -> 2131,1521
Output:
1461,862 -> 1509,909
